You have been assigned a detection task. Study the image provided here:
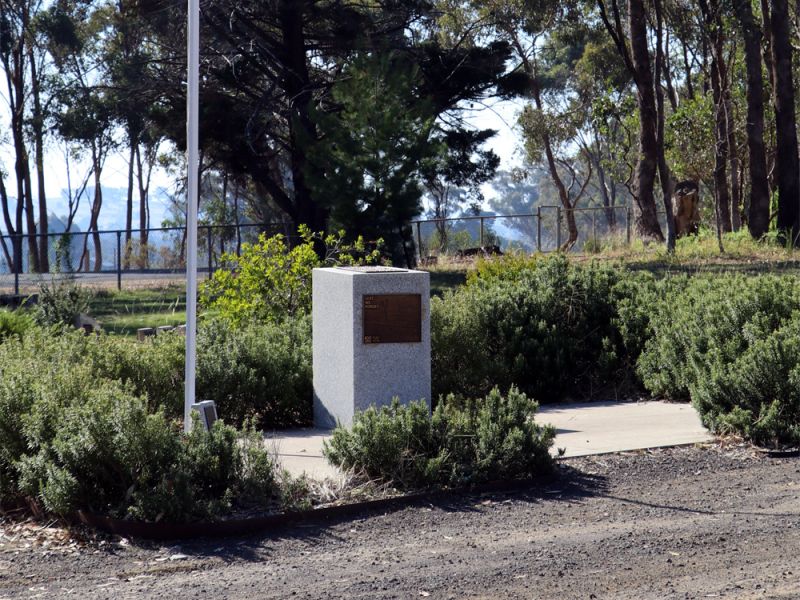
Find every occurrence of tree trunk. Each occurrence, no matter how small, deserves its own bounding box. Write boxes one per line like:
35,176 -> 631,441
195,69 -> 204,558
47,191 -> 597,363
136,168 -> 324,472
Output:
82,145 -> 103,272
629,0 -> 665,241
761,0 -> 776,92
726,118 -> 742,230
734,0 -> 771,238
136,145 -> 149,267
9,44 -> 39,273
125,140 -> 135,267
702,36 -> 711,96
29,46 -> 48,272
1,54 -> 21,274
702,0 -> 733,233
526,57 -> 577,249
431,187 -> 450,251
23,165 -> 39,272
710,55 -> 733,233
0,176 -> 14,269
714,0 -> 741,232
234,180 -> 242,254
770,0 -> 800,243
4,4 -> 40,274
0,233 -> 11,272
542,126 -> 577,249
662,29 -> 679,111
591,138 -> 616,228
682,40 -> 695,100
723,73 -> 742,231
91,184 -> 103,272
654,0 -> 675,251
279,0 -> 328,242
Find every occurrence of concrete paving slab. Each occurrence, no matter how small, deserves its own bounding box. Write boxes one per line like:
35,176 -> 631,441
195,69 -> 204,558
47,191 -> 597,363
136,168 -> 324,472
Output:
265,400 -> 713,480
537,400 -> 713,458
262,428 -> 342,481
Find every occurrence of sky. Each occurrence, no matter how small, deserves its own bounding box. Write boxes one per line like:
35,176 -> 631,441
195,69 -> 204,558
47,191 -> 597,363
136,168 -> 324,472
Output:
0,97 -> 527,234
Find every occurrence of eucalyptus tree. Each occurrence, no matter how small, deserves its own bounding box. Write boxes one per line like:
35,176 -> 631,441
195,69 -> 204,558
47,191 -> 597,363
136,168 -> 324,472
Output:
732,0 -> 770,238
0,0 -> 52,272
554,17 -> 633,229
436,0 -> 602,249
597,0 -> 674,247
42,1 -> 118,271
769,0 -> 800,243
103,0 -> 166,266
696,0 -> 734,233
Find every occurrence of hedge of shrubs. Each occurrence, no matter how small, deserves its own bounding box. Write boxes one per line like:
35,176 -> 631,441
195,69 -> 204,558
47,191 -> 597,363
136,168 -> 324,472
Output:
197,317 -> 312,428
430,255 -> 800,447
431,256 -> 626,402
0,333 -> 277,521
0,317 -> 313,519
0,309 -> 34,341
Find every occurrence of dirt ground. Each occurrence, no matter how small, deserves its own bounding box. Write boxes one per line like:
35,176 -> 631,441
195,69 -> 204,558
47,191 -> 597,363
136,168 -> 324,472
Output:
1,442 -> 799,600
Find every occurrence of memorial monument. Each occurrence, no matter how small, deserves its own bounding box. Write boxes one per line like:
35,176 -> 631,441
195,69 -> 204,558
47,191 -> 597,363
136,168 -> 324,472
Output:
312,266 -> 431,428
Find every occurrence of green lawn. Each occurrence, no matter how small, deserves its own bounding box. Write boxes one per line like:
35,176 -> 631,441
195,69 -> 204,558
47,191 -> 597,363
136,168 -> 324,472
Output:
88,286 -> 187,336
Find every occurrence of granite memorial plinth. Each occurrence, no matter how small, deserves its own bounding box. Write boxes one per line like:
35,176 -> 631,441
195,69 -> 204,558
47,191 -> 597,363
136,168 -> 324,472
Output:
312,266 -> 431,428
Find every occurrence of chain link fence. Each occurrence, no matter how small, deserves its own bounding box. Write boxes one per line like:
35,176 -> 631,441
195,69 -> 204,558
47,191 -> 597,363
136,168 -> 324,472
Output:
413,205 -> 633,261
1,206 -> 643,297
0,223 -> 292,297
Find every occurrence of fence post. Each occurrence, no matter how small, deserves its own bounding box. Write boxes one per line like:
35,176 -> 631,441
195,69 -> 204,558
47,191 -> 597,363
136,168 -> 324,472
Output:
626,205 -> 632,245
536,207 -> 541,252
206,225 -> 213,278
592,210 -> 597,244
415,221 -> 422,262
116,231 -> 122,291
556,206 -> 562,250
479,217 -> 485,248
14,235 -> 20,296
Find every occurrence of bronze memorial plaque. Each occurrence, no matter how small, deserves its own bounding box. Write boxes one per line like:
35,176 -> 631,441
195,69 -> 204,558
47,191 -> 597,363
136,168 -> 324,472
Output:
363,294 -> 421,344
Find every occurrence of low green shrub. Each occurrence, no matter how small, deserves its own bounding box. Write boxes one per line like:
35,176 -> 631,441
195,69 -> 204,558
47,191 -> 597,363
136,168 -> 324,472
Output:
690,314 -> 800,446
89,332 -> 185,413
0,338 -> 278,520
324,400 -> 442,488
635,274 -> 800,399
432,255 -> 626,402
323,387 -> 555,489
0,320 -> 312,430
609,271 -> 669,361
432,258 -> 800,449
197,317 -> 313,428
0,327 -> 185,416
33,279 -> 90,327
0,309 -> 34,342
200,226 -> 382,326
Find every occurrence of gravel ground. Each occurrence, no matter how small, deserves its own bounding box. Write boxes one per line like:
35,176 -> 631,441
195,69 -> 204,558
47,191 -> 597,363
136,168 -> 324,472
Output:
1,442 -> 799,599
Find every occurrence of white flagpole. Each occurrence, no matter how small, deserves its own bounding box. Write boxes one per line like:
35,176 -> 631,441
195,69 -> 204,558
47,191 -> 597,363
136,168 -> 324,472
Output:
184,0 -> 199,432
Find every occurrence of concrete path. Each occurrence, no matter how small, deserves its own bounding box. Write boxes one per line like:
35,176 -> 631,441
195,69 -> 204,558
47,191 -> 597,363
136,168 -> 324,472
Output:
262,428 -> 342,481
538,400 -> 712,458
264,400 -> 713,481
